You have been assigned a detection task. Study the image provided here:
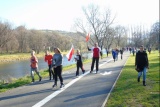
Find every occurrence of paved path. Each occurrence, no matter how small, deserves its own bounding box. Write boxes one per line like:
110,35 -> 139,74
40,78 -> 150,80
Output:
0,52 -> 130,107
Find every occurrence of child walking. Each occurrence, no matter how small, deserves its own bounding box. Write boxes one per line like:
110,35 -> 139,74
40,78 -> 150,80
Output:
30,50 -> 42,82
44,50 -> 55,80
74,49 -> 85,77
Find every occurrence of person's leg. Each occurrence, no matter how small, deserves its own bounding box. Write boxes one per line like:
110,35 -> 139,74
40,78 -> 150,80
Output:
57,66 -> 63,84
52,67 -> 58,88
49,65 -> 54,80
138,71 -> 142,82
30,68 -> 34,82
57,66 -> 64,88
48,65 -> 51,80
80,63 -> 85,74
142,67 -> 147,86
76,63 -> 79,76
35,68 -> 42,81
90,57 -> 96,73
95,57 -> 99,73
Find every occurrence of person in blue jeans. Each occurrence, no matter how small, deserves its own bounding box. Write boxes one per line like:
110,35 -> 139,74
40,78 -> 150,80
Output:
112,49 -> 117,62
135,45 -> 149,86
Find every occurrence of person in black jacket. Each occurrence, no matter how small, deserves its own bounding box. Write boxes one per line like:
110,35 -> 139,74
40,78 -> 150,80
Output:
135,45 -> 149,86
119,48 -> 123,59
74,49 -> 85,77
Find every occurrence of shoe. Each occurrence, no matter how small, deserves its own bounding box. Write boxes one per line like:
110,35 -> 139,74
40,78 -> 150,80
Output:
52,84 -> 57,88
138,77 -> 140,82
83,70 -> 85,74
143,81 -> 146,86
39,77 -> 42,81
60,83 -> 65,88
90,71 -> 93,73
32,79 -> 35,82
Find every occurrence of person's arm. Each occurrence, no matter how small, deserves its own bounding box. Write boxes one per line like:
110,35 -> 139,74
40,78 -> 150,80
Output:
55,54 -> 62,67
44,55 -> 47,62
34,56 -> 38,63
135,53 -> 138,67
52,55 -> 55,66
145,53 -> 149,69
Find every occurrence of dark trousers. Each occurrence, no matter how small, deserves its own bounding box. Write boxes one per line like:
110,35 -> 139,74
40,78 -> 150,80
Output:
120,54 -> 123,59
76,62 -> 84,76
54,65 -> 63,85
48,65 -> 54,80
91,57 -> 99,71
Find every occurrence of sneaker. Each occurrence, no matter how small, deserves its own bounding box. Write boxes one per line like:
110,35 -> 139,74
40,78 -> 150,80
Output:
39,77 -> 42,81
90,71 -> 93,73
32,79 -> 35,82
52,84 -> 57,88
60,84 -> 65,88
83,70 -> 85,74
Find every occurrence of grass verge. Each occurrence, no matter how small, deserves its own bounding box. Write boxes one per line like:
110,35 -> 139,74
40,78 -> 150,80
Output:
105,51 -> 159,107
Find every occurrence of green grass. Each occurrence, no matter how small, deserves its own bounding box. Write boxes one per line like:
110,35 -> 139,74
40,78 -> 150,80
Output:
0,51 -> 68,63
106,51 -> 159,107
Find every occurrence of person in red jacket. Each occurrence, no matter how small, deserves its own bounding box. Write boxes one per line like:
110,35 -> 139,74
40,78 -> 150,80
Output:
45,50 -> 54,80
88,43 -> 101,74
30,50 -> 42,82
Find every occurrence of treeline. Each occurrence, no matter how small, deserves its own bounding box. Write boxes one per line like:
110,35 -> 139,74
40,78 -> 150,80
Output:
0,20 -> 159,54
0,21 -> 87,54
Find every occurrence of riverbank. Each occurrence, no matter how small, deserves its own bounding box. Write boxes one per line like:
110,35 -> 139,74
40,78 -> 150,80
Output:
0,51 -> 69,64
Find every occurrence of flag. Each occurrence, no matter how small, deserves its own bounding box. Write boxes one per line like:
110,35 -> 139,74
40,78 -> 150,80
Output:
86,33 -> 90,42
66,44 -> 74,61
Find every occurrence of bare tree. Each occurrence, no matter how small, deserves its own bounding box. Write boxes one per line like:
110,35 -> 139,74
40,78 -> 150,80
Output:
114,25 -> 127,48
75,4 -> 115,48
149,22 -> 160,50
15,26 -> 29,52
0,22 -> 13,52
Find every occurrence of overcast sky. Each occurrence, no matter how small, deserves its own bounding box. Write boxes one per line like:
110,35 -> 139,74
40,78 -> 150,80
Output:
0,0 -> 159,32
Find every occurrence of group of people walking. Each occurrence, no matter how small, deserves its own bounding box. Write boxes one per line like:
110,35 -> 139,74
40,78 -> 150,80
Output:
30,43 -> 149,89
29,42 -> 102,89
30,48 -> 64,89
111,48 -> 124,62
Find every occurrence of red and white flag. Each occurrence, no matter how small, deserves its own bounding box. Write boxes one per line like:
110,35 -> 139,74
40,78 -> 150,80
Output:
66,44 -> 74,61
86,33 -> 90,42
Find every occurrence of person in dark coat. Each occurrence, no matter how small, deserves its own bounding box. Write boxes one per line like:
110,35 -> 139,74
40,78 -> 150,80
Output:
106,48 -> 109,57
74,49 -> 85,77
112,49 -> 116,62
119,48 -> 123,59
135,45 -> 149,86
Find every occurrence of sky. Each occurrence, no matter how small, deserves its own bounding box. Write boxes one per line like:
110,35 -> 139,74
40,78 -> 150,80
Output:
0,0 -> 159,32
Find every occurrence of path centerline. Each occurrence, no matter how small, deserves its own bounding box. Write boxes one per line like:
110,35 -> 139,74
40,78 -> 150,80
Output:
32,59 -> 113,107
